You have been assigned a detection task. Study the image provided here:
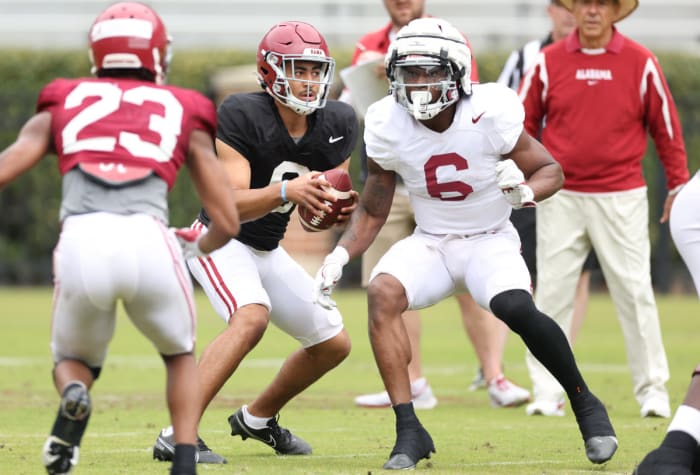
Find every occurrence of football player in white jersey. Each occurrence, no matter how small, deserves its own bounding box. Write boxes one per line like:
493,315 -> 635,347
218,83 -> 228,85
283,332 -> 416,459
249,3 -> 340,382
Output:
313,17 -> 617,470
635,174 -> 700,473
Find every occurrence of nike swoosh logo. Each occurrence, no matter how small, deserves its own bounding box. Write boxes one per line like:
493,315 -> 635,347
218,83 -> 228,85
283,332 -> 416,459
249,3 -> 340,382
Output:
328,136 -> 344,143
471,111 -> 486,124
236,413 -> 276,447
263,434 -> 276,448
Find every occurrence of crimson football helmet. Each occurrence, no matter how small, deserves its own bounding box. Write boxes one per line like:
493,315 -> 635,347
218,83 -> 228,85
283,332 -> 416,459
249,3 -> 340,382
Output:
385,18 -> 472,120
88,2 -> 172,84
257,21 -> 335,115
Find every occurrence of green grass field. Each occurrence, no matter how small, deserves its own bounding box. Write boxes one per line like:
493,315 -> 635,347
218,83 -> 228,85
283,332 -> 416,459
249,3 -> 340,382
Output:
0,287 -> 696,474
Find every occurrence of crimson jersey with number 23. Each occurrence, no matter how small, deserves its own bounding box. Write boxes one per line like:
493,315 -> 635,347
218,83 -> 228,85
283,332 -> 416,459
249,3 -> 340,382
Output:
365,82 -> 523,236
37,77 -> 217,189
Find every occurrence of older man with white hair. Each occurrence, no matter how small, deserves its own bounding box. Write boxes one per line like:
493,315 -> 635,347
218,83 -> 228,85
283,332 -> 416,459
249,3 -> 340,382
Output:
519,0 -> 689,419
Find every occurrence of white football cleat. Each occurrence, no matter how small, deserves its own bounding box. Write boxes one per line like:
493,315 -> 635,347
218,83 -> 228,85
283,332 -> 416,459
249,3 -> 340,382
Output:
525,398 -> 566,417
354,378 -> 438,410
640,396 -> 671,418
487,374 -> 531,407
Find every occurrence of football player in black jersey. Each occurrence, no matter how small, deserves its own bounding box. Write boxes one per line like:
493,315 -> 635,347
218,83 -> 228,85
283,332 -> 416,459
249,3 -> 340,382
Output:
152,21 -> 359,463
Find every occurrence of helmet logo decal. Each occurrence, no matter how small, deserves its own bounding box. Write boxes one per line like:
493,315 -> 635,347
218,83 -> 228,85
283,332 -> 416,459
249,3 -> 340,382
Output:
91,18 -> 154,41
267,53 -> 280,65
302,48 -> 326,57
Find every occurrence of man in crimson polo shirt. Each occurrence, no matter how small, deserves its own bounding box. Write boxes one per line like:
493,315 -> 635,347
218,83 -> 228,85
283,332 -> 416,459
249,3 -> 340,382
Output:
519,0 -> 688,419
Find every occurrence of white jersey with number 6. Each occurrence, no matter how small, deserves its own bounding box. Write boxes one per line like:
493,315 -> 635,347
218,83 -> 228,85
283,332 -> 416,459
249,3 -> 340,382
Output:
364,83 -> 524,236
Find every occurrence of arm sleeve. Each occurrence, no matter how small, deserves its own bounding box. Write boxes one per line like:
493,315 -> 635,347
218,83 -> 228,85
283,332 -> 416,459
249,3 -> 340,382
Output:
364,103 -> 397,171
36,79 -> 64,113
518,52 -> 547,138
188,91 -> 217,140
642,56 -> 689,189
216,96 -> 251,158
488,85 -> 525,154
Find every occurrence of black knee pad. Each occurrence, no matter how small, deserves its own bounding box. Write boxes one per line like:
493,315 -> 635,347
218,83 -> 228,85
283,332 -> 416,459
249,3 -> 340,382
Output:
89,366 -> 101,380
489,289 -> 537,330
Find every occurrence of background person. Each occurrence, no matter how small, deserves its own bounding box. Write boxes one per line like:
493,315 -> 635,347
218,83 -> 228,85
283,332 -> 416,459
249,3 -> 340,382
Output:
519,0 -> 688,419
344,0 -> 530,411
152,21 -> 359,463
0,2 -> 241,474
497,0 -> 598,376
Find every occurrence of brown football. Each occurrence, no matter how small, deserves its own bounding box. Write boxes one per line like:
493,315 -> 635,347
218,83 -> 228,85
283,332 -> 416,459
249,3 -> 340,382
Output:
298,169 -> 353,232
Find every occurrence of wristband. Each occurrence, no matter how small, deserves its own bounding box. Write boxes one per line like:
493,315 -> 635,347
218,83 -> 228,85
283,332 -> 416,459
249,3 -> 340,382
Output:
280,180 -> 288,203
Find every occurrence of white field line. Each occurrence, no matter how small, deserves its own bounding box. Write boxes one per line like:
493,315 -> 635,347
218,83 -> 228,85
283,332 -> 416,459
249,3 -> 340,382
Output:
0,434 -> 632,474
0,356 -> 630,376
0,356 -> 286,369
0,429 -> 632,473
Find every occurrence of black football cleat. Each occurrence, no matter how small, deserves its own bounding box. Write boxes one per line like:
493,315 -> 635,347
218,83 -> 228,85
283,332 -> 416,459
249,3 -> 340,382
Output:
43,436 -> 78,475
153,427 -> 227,464
383,425 -> 436,470
228,408 -> 312,455
634,446 -> 694,475
44,382 -> 91,474
572,392 -> 618,464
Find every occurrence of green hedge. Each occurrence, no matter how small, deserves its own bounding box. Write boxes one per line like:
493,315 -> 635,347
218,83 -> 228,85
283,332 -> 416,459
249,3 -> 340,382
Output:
0,49 -> 698,284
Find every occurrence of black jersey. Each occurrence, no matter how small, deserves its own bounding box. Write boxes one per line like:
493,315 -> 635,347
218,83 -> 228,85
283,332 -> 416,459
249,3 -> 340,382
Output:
199,92 -> 358,251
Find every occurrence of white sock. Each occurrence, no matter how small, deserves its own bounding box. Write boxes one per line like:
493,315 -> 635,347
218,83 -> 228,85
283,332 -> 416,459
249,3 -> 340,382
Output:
410,377 -> 428,396
668,405 -> 700,445
242,404 -> 272,430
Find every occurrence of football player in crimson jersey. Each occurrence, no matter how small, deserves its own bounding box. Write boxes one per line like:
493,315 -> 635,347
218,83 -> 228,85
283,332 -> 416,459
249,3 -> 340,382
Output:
152,21 -> 359,463
314,18 -> 617,470
0,2 -> 240,474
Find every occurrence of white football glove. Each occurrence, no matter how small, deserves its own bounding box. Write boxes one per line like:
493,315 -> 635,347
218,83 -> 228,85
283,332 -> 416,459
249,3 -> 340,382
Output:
313,246 -> 350,309
495,159 -> 536,209
172,227 -> 208,260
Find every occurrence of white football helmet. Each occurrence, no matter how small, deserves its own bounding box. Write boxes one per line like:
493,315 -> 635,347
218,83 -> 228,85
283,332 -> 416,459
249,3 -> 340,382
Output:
385,17 -> 472,120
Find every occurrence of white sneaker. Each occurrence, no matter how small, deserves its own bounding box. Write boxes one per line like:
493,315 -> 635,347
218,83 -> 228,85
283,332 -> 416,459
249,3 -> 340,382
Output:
640,396 -> 671,418
487,375 -> 531,407
525,398 -> 566,416
354,378 -> 438,410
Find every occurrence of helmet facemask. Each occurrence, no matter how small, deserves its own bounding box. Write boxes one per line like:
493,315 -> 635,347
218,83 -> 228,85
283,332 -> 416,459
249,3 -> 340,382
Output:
392,55 -> 459,121
263,50 -> 335,116
385,17 -> 472,121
